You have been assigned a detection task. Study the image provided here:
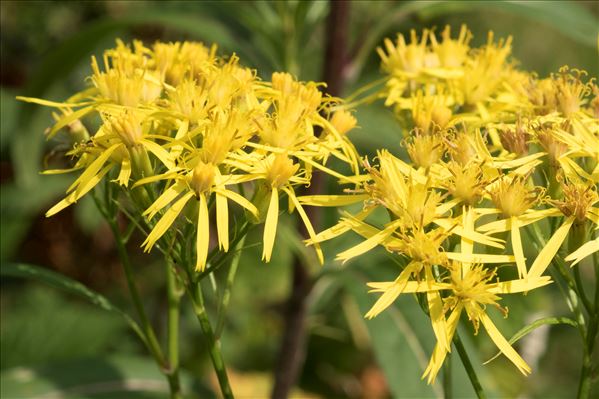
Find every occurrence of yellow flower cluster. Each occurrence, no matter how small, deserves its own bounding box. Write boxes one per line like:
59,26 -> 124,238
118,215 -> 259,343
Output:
20,39 -> 360,271
302,26 -> 598,382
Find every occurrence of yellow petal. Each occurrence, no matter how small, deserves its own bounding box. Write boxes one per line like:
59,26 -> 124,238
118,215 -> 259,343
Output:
132,170 -> 181,188
335,220 -> 401,263
143,181 -> 185,220
365,282 -> 401,319
142,191 -> 194,252
445,252 -> 515,264
47,106 -> 94,139
489,276 -> 552,294
565,237 -> 599,266
115,158 -> 131,186
215,188 -> 258,217
528,217 -> 574,278
434,218 -> 504,249
428,290 -> 449,352
511,217 -> 527,278
140,139 -> 175,169
480,313 -> 531,375
478,209 -> 561,233
297,194 -> 369,207
262,188 -> 279,262
196,193 -> 210,271
169,119 -> 189,159
70,143 -> 121,196
216,192 -> 229,252
309,208 -> 374,244
423,305 -> 462,384
16,96 -> 91,108
285,188 -> 323,265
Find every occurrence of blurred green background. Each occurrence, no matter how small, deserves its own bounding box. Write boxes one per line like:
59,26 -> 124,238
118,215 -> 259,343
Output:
1,1 -> 598,398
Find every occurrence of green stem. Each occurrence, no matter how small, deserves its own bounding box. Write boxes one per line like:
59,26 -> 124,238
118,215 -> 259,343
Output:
577,257 -> 599,399
189,284 -> 234,399
215,235 -> 246,339
108,219 -> 166,366
166,259 -> 183,399
453,333 -> 486,399
443,351 -> 453,399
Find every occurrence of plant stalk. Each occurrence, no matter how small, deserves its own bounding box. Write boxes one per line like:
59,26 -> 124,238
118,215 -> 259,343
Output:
190,283 -> 234,399
107,218 -> 166,368
453,333 -> 486,399
166,259 -> 183,399
215,235 -> 246,339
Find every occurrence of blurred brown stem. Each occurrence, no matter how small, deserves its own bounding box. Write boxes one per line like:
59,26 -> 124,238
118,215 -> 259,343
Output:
271,2 -> 350,398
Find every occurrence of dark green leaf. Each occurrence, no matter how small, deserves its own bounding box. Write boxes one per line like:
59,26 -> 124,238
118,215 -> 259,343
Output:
1,263 -> 144,342
0,355 -> 214,399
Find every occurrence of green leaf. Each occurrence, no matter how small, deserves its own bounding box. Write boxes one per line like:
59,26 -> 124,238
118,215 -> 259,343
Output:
1,263 -> 144,342
484,316 -> 578,365
0,355 -> 215,399
342,269 -> 442,398
0,176 -> 71,261
416,1 -> 598,48
1,286 -> 130,370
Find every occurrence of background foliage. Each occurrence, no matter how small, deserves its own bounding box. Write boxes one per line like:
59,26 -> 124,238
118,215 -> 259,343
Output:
1,1 -> 598,398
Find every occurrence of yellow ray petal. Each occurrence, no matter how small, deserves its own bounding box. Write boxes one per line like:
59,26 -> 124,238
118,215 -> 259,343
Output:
196,193 -> 210,271
132,170 -> 181,188
115,157 -> 131,186
434,218 -> 504,249
480,313 -> 531,375
142,191 -> 194,252
215,188 -> 258,217
423,305 -> 462,384
262,188 -> 279,262
47,106 -> 94,139
297,194 -> 369,207
426,267 -> 449,353
528,217 -> 574,278
216,192 -> 229,252
285,188 -> 323,265
143,181 -> 186,220
511,217 -> 527,278
140,139 -> 175,169
478,209 -> 561,233
445,252 -> 516,264
489,276 -> 552,294
365,282 -> 401,319
69,143 -> 121,196
169,119 -> 189,159
46,164 -> 113,217
565,237 -> 599,266
16,96 -> 91,108
335,220 -> 401,263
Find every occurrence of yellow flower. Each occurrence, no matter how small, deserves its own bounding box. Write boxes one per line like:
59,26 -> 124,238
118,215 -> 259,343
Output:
138,158 -> 258,271
45,111 -> 174,216
528,180 -> 599,277
419,262 -> 552,383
